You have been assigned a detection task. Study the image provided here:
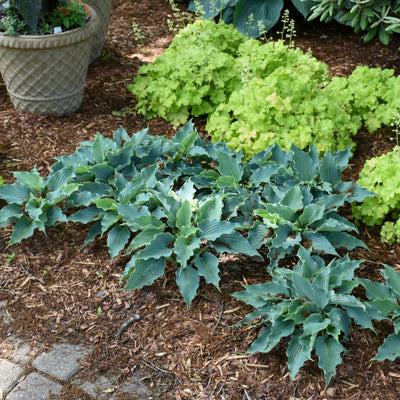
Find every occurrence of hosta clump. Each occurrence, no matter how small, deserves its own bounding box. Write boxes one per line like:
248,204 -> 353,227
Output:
353,146 -> 400,245
128,19 -> 246,127
233,249 -> 400,387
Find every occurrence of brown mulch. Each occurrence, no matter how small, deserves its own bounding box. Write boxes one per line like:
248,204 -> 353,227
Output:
1,1 -> 400,399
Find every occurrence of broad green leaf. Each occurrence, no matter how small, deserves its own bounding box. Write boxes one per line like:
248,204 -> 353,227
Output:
357,278 -> 393,300
101,210 -> 121,233
177,180 -> 196,201
314,336 -> 345,388
136,232 -> 175,260
381,265 -> 400,299
198,219 -> 237,241
82,221 -> 102,248
320,151 -> 341,186
125,215 -> 165,232
13,168 -> 44,191
280,186 -> 304,212
302,232 -> 338,255
124,257 -> 166,290
0,204 -> 23,226
176,265 -> 200,306
91,163 -> 115,182
45,207 -> 68,226
0,184 -> 30,204
116,204 -> 150,221
199,196 -> 223,220
128,229 -> 161,252
194,252 -> 220,290
314,217 -> 356,233
302,314 -> 330,336
248,222 -> 270,248
92,134 -> 108,164
69,205 -> 103,224
94,198 -> 118,211
216,149 -> 243,181
107,225 -> 131,260
291,144 -> 317,181
287,331 -> 313,381
326,307 -> 351,339
174,235 -> 201,267
176,200 -> 193,229
248,318 -> 295,354
325,232 -> 368,251
249,164 -> 282,185
45,165 -> 76,191
291,0 -> 314,18
298,204 -> 325,226
212,231 -> 261,257
373,333 -> 400,361
368,298 -> 399,316
264,203 -> 296,223
292,272 -> 330,310
8,216 -> 36,247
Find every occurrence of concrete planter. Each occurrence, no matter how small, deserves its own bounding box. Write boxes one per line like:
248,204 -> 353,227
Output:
0,6 -> 99,116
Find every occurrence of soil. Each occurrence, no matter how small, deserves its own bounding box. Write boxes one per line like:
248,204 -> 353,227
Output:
1,1 -> 400,399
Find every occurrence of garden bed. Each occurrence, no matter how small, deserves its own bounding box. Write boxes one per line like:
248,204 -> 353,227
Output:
1,0 -> 400,398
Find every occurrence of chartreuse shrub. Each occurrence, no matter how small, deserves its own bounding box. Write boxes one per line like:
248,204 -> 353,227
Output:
353,146 -> 400,245
1,122 -> 400,385
129,19 -> 400,159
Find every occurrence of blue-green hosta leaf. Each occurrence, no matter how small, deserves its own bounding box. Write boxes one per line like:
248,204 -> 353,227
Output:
82,221 -> 102,248
291,0 -> 314,18
25,199 -> 43,222
113,125 -> 131,146
357,278 -> 393,300
233,281 -> 290,308
177,180 -> 196,201
314,336 -> 346,388
319,151 -> 342,186
176,200 -> 193,229
326,307 -> 351,339
216,149 -> 243,181
91,163 -> 115,182
249,164 -> 283,185
194,252 -> 220,290
291,144 -> 317,182
367,298 -> 399,317
0,204 -> 23,227
198,219 -> 237,241
248,318 -> 295,354
174,236 -> 202,267
127,229 -> 161,253
0,184 -> 30,204
264,203 -> 297,223
373,334 -> 400,361
212,231 -> 261,258
298,204 -> 325,226
188,0 -> 237,18
287,331 -> 313,381
136,232 -> 175,261
332,297 -> 375,331
68,205 -> 103,224
124,257 -> 166,290
13,167 -> 44,192
125,215 -> 165,232
8,216 -> 36,247
107,225 -> 131,260
381,265 -> 400,299
116,204 -> 150,221
92,134 -> 117,164
302,232 -> 338,255
199,196 -> 224,220
280,186 -> 304,212
45,165 -> 76,191
296,246 -> 321,278
292,272 -> 330,310
45,207 -> 68,226
271,224 -> 301,251
248,222 -> 270,249
176,265 -> 200,306
325,232 -> 367,251
313,267 -> 330,292
234,0 -> 284,37
314,216 -> 357,233
303,314 -> 331,336
317,193 -> 348,211
101,211 -> 121,234
94,198 -> 118,211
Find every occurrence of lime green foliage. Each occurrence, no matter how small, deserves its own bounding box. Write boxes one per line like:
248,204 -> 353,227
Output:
130,20 -> 400,159
128,20 -> 245,127
353,146 -> 400,244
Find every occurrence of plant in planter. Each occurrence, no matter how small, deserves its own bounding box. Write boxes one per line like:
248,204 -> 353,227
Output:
0,0 -> 99,116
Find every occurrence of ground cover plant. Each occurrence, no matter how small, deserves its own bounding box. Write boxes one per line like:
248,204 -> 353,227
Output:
130,19 -> 400,159
2,121 -> 400,386
2,0 -> 400,398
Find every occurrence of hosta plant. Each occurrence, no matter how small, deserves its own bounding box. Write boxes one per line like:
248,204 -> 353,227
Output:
187,0 -> 315,38
0,122 -> 372,306
233,249 -> 400,387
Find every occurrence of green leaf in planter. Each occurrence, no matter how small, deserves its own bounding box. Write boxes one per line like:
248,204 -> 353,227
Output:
176,265 -> 200,306
107,225 -> 131,260
287,331 -> 313,381
373,333 -> 400,361
124,257 -> 166,290
14,0 -> 42,30
194,252 -> 221,290
8,216 -> 35,247
0,184 -> 30,204
314,336 -> 345,388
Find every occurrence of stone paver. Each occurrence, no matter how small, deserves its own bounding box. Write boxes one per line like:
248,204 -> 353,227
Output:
0,359 -> 24,395
32,342 -> 92,381
6,372 -> 62,400
1,336 -> 38,365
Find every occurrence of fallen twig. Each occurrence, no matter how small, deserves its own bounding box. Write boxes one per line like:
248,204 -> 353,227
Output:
20,264 -> 44,284
115,315 -> 140,338
140,359 -> 173,375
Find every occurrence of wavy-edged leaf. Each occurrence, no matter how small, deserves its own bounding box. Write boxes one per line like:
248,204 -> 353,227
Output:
0,183 -> 30,204
212,231 -> 261,257
287,331 -> 313,381
124,257 -> 166,290
107,225 -> 131,260
373,333 -> 400,361
291,144 -> 317,181
194,252 -> 220,290
198,219 -> 237,241
176,265 -> 200,306
8,216 -> 35,247
136,232 -> 175,261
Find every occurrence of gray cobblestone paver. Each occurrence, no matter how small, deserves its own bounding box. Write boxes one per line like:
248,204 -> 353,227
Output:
6,372 -> 62,400
32,342 -> 92,381
0,359 -> 25,395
